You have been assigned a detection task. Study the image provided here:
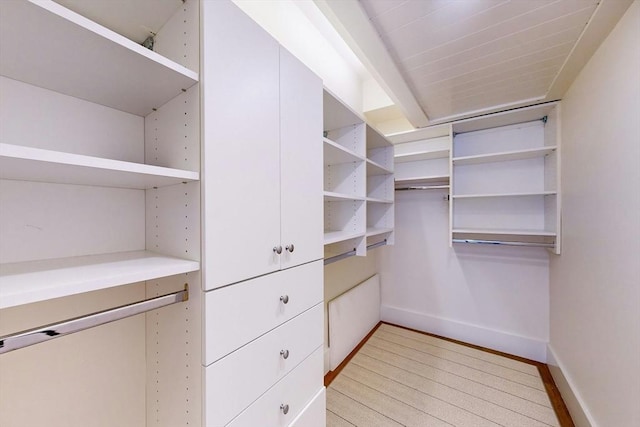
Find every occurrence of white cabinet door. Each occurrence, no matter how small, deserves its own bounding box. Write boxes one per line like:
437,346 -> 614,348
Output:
279,48 -> 323,270
202,0 -> 281,289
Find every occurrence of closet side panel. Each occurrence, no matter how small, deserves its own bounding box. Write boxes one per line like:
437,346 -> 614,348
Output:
0,284 -> 146,427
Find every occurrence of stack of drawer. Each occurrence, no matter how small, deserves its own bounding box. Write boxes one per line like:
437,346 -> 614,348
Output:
204,261 -> 325,426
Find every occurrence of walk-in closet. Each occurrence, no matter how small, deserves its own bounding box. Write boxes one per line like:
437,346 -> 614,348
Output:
1,1 -> 638,427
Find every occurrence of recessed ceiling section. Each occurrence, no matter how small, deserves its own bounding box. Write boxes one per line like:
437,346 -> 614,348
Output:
360,0 -> 599,122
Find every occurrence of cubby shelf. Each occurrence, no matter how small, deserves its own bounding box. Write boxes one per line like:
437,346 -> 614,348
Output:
323,191 -> 366,202
366,197 -> 393,204
395,175 -> 449,187
0,143 -> 199,189
0,250 -> 199,310
323,138 -> 365,165
452,191 -> 556,199
366,159 -> 393,176
394,149 -> 449,163
323,230 -> 364,246
452,146 -> 557,165
0,0 -> 198,116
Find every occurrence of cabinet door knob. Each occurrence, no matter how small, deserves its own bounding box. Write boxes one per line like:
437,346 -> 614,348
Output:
280,403 -> 289,415
280,349 -> 290,359
280,295 -> 289,304
273,246 -> 283,254
285,244 -> 294,253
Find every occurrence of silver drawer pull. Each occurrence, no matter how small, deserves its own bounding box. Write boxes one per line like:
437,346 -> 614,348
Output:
280,295 -> 289,304
273,246 -> 283,254
285,244 -> 294,253
280,403 -> 289,415
280,349 -> 289,359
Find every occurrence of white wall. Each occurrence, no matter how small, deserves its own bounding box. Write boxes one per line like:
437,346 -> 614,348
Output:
548,2 -> 640,426
379,189 -> 551,362
231,0 -> 364,112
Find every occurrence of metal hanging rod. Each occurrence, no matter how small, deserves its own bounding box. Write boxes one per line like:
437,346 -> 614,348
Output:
367,240 -> 388,251
324,240 -> 389,266
0,285 -> 189,355
452,239 -> 554,248
396,185 -> 450,191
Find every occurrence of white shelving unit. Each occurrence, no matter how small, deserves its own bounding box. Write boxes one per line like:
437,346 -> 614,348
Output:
0,1 -> 202,426
391,124 -> 452,190
451,102 -> 561,253
323,90 -> 394,258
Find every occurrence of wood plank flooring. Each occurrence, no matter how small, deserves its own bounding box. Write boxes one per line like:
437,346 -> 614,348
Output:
326,323 -> 569,427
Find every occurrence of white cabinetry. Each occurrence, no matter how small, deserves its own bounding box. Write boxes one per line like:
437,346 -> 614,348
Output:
202,1 -> 322,290
451,103 -> 561,253
323,90 -> 394,260
0,1 -> 201,426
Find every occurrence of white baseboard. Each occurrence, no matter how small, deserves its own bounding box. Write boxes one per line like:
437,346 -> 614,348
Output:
380,305 -> 548,362
547,344 -> 596,427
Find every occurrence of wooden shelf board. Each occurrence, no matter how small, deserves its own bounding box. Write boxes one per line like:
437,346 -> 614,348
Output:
366,197 -> 393,204
0,0 -> 198,116
395,149 -> 449,163
324,138 -> 365,165
0,250 -> 200,309
366,227 -> 393,237
323,89 -> 364,131
366,124 -> 392,148
366,159 -> 393,176
453,228 -> 557,237
453,146 -> 557,165
0,143 -> 199,189
324,230 -> 365,245
324,191 -> 365,202
452,191 -> 556,199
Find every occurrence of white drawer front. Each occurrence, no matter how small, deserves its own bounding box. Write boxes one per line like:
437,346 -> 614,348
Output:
205,260 -> 322,364
288,388 -> 326,427
224,347 -> 323,427
205,304 -> 323,426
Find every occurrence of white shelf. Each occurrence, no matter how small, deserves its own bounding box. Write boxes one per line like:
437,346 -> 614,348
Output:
324,191 -> 365,202
366,159 -> 393,176
395,149 -> 449,163
0,143 -> 199,189
366,197 -> 393,204
366,227 -> 393,237
324,230 -> 365,245
0,250 -> 200,309
395,175 -> 449,186
323,138 -> 365,165
366,125 -> 392,149
453,228 -> 556,236
453,146 -> 557,165
0,0 -> 198,116
452,191 -> 556,199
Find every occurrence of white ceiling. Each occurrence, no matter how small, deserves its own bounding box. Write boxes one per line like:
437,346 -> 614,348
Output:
315,0 -> 634,128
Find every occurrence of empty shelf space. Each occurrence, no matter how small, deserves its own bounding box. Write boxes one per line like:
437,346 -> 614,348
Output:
0,143 -> 199,189
324,191 -> 366,202
366,227 -> 393,237
395,149 -> 449,163
0,0 -> 198,116
452,191 -> 556,199
395,175 -> 449,186
324,138 -> 365,165
0,250 -> 200,309
324,230 -> 364,245
366,159 -> 393,176
453,228 -> 556,237
453,146 -> 557,165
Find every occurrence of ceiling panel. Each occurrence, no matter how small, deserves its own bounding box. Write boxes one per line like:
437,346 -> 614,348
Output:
357,0 -> 599,121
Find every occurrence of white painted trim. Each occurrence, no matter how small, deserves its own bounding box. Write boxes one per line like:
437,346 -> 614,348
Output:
381,305 -> 547,363
547,345 -> 597,427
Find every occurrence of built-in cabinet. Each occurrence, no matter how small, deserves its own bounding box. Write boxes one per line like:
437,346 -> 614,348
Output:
392,102 -> 561,253
323,91 -> 394,260
1,1 -> 325,426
